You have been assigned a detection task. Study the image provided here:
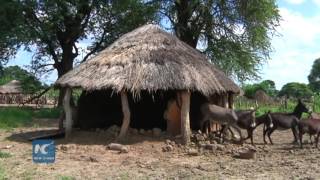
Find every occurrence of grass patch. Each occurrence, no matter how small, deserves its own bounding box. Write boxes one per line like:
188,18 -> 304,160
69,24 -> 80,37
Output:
0,107 -> 32,129
0,151 -> 12,158
33,108 -> 61,119
21,169 -> 36,180
0,164 -> 6,180
0,107 -> 61,129
57,175 -> 75,180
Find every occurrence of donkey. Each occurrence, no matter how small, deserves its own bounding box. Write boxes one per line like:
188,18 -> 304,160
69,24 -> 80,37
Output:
220,110 -> 256,144
222,110 -> 273,145
263,99 -> 310,145
200,103 -> 244,143
298,118 -> 320,148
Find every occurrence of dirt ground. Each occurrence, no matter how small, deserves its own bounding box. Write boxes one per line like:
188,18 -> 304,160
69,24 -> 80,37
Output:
1,119 -> 320,180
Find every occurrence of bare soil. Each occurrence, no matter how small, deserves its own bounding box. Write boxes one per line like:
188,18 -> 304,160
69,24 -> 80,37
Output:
1,119 -> 320,180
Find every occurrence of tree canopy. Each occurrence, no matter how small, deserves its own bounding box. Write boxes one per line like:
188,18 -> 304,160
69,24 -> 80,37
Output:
279,82 -> 313,99
160,0 -> 280,81
0,0 -> 281,103
0,0 -> 158,104
0,66 -> 43,93
308,58 -> 320,92
243,80 -> 277,98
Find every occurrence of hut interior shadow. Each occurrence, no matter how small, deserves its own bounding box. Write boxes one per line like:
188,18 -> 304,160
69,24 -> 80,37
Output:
76,89 -> 208,132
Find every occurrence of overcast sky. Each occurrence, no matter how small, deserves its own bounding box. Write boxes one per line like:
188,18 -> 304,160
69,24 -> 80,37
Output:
7,0 -> 320,89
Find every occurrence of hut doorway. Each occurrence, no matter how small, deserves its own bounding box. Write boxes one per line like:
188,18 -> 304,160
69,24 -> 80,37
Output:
76,89 -> 208,133
76,90 -> 176,131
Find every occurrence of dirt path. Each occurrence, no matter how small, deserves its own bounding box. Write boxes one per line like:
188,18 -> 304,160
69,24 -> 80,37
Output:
1,120 -> 320,180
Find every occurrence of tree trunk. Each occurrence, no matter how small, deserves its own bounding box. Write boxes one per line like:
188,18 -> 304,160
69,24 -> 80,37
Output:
180,91 -> 191,145
118,91 -> 131,140
56,49 -> 74,106
63,88 -> 73,137
174,0 -> 199,48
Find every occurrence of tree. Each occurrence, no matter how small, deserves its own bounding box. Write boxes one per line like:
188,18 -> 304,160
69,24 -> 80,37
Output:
0,0 -> 158,105
308,58 -> 320,92
0,0 -> 25,69
0,66 -> 43,93
160,0 -> 280,81
259,80 -> 277,97
279,82 -> 313,100
243,80 -> 277,98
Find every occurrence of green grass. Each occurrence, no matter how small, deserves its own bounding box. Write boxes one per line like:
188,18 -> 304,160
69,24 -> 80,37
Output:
33,108 -> 61,119
0,164 -> 6,180
0,107 -> 33,129
0,152 -> 12,159
0,107 -> 61,129
57,175 -> 75,180
235,98 -> 312,117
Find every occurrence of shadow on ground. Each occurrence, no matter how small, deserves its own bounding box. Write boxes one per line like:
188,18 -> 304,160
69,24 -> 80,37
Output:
6,127 -> 172,146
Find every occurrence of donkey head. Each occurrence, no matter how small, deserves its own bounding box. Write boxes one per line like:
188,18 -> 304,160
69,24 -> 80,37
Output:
294,99 -> 311,118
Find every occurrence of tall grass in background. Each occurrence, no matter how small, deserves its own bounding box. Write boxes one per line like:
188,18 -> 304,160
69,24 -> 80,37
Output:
0,107 -> 61,129
234,97 -> 312,117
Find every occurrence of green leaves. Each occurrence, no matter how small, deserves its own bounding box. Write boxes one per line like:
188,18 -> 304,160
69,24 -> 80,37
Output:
243,80 -> 277,98
160,0 -> 280,82
308,58 -> 320,92
0,66 -> 43,93
279,82 -> 313,100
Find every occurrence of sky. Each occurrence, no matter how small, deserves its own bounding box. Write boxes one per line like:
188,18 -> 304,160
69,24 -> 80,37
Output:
7,0 -> 320,89
253,0 -> 320,89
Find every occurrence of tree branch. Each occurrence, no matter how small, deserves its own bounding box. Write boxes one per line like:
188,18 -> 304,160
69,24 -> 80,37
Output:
81,29 -> 108,62
20,86 -> 52,105
24,8 -> 60,63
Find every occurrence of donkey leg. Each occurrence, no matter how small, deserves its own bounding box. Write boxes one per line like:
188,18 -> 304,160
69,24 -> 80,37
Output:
232,124 -> 243,143
221,125 -> 229,143
228,127 -> 235,139
299,131 -> 303,149
242,129 -> 250,140
200,117 -> 208,134
219,125 -> 226,138
263,125 -> 269,144
316,133 -> 320,148
291,126 -> 299,144
267,128 -> 275,145
248,129 -> 254,145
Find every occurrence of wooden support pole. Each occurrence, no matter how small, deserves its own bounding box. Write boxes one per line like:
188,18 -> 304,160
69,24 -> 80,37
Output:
228,93 -> 234,109
118,91 -> 131,140
63,88 -> 72,138
224,94 -> 229,108
180,91 -> 191,145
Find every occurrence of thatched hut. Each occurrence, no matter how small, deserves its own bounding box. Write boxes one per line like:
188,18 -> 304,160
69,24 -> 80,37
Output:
0,80 -> 23,104
0,80 -> 22,94
254,90 -> 272,105
55,24 -> 240,144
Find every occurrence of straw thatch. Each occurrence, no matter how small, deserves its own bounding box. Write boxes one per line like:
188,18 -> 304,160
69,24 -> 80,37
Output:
254,90 -> 272,104
56,24 -> 240,96
0,80 -> 23,94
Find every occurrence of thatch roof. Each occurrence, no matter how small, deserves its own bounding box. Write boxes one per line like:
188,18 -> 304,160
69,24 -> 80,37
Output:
0,80 -> 23,94
56,24 -> 240,96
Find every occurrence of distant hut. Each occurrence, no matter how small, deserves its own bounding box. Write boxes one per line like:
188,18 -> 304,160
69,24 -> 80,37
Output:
0,80 -> 22,94
55,24 -> 240,144
0,80 -> 23,104
254,90 -> 272,105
